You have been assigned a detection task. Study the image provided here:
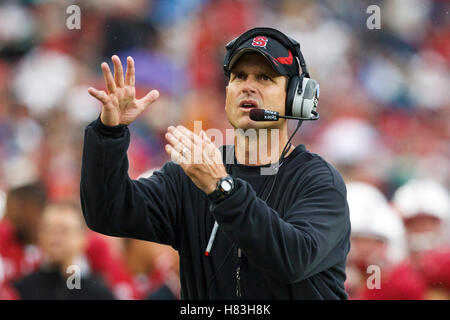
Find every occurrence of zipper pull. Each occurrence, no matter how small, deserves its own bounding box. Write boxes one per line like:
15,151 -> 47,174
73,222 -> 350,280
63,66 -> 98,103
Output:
236,248 -> 242,297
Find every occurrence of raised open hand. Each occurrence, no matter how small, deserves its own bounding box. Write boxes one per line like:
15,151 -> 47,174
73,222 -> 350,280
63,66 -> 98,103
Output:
88,55 -> 159,126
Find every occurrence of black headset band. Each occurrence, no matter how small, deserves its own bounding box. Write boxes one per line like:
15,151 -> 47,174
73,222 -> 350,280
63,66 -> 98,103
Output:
223,27 -> 309,78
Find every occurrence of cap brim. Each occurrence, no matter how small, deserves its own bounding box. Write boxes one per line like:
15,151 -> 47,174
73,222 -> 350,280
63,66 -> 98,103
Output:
228,48 -> 289,76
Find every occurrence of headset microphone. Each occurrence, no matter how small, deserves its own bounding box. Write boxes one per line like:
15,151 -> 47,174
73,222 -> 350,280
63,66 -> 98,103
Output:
249,108 -> 319,122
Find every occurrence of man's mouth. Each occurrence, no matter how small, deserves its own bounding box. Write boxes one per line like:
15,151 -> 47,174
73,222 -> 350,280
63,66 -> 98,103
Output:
239,99 -> 259,111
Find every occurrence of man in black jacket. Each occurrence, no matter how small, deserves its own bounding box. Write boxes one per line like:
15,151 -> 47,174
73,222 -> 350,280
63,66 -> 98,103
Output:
82,27 -> 351,299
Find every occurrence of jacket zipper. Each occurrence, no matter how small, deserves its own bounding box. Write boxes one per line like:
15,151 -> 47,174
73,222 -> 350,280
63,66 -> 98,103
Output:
236,248 -> 242,298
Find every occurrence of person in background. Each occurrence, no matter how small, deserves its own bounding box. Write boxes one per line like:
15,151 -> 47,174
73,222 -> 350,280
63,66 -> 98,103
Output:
0,181 -> 136,299
355,179 -> 450,300
12,202 -> 115,299
0,182 -> 47,283
85,232 -> 140,299
146,243 -> 180,300
0,256 -> 19,299
0,190 -> 19,298
387,179 -> 450,300
121,239 -> 180,300
392,179 -> 450,257
344,182 -> 405,299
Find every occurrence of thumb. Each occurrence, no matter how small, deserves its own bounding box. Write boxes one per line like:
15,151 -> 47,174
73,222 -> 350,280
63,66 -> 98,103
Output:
139,89 -> 159,109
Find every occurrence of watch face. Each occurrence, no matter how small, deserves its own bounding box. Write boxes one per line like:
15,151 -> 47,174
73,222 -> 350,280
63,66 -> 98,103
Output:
221,180 -> 232,192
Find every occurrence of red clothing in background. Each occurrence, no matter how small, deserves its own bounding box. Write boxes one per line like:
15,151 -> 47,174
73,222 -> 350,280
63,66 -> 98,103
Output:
0,218 -> 139,299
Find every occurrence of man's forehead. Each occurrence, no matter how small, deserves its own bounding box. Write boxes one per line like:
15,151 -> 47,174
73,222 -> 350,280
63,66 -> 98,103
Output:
231,52 -> 280,75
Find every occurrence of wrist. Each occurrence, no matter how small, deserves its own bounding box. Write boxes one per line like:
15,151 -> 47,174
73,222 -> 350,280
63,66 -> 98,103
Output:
208,175 -> 236,202
100,111 -> 121,127
94,115 -> 128,138
205,174 -> 226,194
205,180 -> 219,195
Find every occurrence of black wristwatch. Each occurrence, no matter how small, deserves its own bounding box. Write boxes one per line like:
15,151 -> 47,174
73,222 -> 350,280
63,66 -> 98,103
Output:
208,175 -> 235,201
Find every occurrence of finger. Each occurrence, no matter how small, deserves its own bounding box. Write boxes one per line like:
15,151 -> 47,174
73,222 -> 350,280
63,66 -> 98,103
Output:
167,126 -> 194,149
138,90 -> 160,110
170,127 -> 205,163
112,55 -> 125,88
171,127 -> 216,165
169,126 -> 203,158
198,130 -> 222,164
174,125 -> 204,147
165,131 -> 192,157
165,144 -> 187,165
125,56 -> 135,87
101,62 -> 116,93
88,87 -> 108,105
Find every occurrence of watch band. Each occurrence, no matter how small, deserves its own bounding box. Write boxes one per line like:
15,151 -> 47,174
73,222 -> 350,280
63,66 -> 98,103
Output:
208,175 -> 235,201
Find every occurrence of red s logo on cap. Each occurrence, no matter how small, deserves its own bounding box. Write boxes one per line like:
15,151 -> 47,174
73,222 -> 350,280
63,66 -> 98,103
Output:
252,36 -> 268,48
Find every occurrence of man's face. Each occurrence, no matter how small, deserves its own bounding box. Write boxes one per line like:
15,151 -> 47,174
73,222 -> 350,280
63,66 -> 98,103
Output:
403,214 -> 442,253
38,206 -> 86,265
225,53 -> 288,130
348,235 -> 387,271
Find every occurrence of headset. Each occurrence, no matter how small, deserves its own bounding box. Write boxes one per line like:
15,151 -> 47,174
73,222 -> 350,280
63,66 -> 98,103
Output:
223,27 -> 320,121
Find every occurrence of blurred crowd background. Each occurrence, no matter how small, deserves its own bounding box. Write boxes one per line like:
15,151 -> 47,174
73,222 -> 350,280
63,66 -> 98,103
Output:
0,0 -> 449,299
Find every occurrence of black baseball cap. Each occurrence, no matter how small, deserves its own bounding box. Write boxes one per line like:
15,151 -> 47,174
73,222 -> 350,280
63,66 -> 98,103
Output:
223,28 -> 302,78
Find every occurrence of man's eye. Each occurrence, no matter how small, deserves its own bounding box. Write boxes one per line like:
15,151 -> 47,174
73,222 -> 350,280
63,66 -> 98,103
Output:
260,74 -> 270,81
236,73 -> 245,79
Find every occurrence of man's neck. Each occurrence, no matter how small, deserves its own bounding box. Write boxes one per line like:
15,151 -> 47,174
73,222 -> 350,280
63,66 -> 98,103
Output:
233,127 -> 294,166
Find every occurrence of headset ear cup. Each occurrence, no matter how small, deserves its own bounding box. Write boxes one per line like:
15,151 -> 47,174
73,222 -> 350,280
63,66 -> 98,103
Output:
297,78 -> 320,118
285,76 -> 300,117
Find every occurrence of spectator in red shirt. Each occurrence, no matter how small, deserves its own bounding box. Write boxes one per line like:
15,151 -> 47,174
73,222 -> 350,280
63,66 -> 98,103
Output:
0,182 -> 47,283
121,238 -> 180,300
0,181 -> 137,299
392,179 -> 450,257
360,179 -> 450,300
345,182 -> 406,299
12,201 -> 114,299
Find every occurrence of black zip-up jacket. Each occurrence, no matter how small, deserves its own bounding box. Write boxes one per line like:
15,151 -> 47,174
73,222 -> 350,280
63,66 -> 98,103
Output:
80,118 -> 351,299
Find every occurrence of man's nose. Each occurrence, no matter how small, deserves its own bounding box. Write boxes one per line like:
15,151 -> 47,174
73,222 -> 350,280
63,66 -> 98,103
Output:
242,77 -> 258,94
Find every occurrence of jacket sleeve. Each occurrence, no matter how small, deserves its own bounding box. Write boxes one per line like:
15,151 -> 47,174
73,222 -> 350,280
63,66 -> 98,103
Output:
209,168 -> 350,284
80,118 -> 180,248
